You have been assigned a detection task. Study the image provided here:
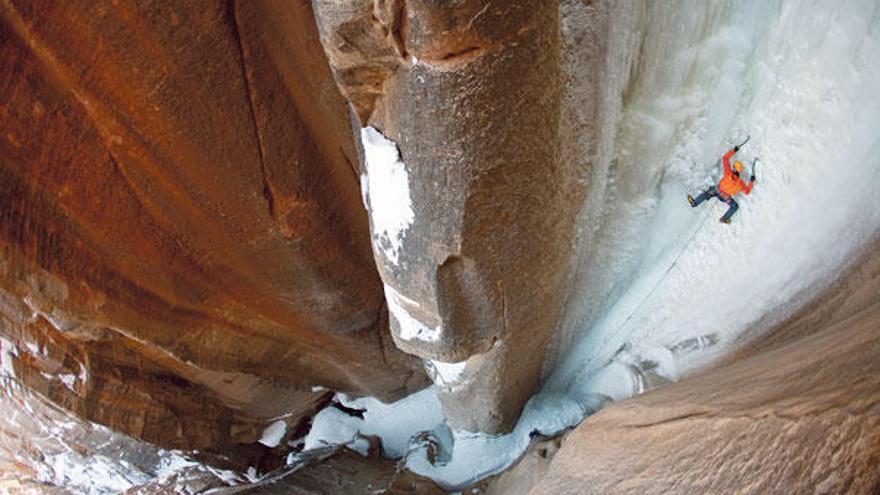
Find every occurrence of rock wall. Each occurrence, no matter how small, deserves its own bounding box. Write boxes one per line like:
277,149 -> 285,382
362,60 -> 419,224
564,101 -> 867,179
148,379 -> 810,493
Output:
314,0 -> 584,434
0,0 -> 425,453
533,300 -> 880,495
729,237 -> 880,363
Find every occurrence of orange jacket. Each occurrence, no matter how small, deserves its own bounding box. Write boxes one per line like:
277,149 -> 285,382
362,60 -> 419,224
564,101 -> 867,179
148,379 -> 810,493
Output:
717,148 -> 753,198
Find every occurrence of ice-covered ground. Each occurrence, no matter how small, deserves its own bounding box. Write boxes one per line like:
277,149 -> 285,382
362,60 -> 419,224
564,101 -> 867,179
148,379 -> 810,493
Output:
306,0 -> 880,489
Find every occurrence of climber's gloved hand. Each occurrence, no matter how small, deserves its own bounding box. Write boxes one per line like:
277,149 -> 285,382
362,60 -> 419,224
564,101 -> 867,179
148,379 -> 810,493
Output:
733,145 -> 740,152
750,175 -> 756,182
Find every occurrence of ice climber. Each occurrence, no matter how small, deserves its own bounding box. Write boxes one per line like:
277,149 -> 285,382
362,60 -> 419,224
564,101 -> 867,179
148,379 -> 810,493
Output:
687,144 -> 756,224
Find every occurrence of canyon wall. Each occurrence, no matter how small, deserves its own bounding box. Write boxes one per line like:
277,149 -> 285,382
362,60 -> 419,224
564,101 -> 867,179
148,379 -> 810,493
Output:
534,297 -> 880,495
2,3 -> 878,492
0,0 -> 425,454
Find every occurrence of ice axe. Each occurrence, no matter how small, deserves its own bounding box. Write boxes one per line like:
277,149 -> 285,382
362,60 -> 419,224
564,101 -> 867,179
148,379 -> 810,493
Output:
751,157 -> 759,183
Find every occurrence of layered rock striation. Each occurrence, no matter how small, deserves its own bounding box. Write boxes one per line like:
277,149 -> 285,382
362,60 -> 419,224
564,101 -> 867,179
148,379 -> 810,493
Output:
0,0 -> 425,454
534,300 -> 880,495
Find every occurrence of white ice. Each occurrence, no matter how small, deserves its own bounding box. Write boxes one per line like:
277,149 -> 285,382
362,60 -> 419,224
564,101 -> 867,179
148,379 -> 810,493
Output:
1,337 -> 17,377
360,126 -> 415,266
426,360 -> 467,387
42,452 -> 147,494
305,388 -> 444,459
58,373 -> 77,392
258,420 -> 287,448
384,284 -> 441,342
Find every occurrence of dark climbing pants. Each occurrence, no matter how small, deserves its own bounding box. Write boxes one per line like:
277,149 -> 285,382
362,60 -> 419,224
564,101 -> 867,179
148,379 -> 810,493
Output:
693,186 -> 739,222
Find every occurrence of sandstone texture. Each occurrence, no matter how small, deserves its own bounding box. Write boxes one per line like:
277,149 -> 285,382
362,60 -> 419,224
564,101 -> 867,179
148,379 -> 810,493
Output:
477,436 -> 563,495
315,0 -> 581,434
730,238 -> 880,364
0,0 -> 425,455
533,300 -> 880,495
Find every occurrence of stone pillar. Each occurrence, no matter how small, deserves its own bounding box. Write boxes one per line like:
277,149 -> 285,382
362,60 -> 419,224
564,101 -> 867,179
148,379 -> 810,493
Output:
314,0 -> 571,433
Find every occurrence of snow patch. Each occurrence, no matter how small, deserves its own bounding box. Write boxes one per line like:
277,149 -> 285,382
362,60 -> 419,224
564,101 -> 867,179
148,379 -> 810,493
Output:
258,420 -> 287,448
38,452 -> 150,493
305,388 -> 444,459
1,337 -> 17,377
245,467 -> 259,483
153,454 -> 198,479
384,285 -> 441,342
78,363 -> 89,385
58,373 -> 77,392
303,410 -> 362,453
360,126 -> 415,266
426,360 -> 467,387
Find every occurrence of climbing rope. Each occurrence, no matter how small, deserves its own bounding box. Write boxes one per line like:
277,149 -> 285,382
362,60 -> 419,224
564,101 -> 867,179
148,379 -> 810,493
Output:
577,206 -> 714,375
